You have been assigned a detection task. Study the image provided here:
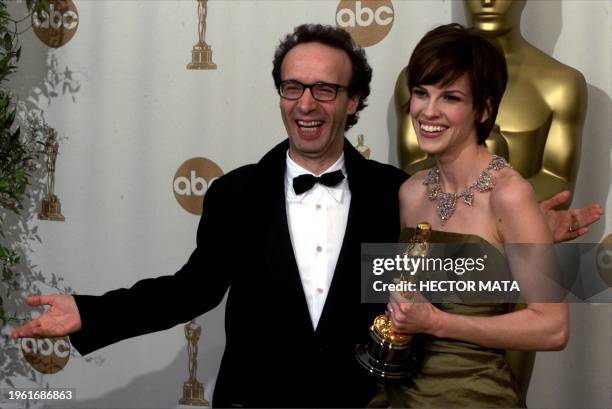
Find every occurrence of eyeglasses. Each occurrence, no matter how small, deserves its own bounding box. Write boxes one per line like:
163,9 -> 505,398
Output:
278,80 -> 349,102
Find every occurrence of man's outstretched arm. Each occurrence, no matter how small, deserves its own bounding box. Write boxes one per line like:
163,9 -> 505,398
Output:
9,172 -> 240,354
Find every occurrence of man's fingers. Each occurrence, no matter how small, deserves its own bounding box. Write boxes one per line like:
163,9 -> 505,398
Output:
25,295 -> 55,307
558,229 -> 581,243
564,205 -> 603,241
543,190 -> 571,210
13,319 -> 61,338
576,205 -> 603,227
25,295 -> 43,306
10,319 -> 41,338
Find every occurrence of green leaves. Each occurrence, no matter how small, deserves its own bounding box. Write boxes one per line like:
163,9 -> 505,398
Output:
0,0 -> 48,305
0,0 -> 50,367
0,90 -> 38,215
3,32 -> 10,51
26,0 -> 49,17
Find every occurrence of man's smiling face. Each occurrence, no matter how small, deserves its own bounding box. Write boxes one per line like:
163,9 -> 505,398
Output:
279,42 -> 359,173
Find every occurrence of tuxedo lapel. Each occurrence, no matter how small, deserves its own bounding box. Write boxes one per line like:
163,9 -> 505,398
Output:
257,140 -> 315,334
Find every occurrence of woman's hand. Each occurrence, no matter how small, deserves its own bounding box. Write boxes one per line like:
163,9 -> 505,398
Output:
387,281 -> 441,336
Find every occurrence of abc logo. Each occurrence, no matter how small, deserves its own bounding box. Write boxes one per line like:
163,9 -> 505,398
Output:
21,336 -> 70,374
336,0 -> 395,47
32,0 -> 79,48
596,234 -> 612,287
173,157 -> 224,215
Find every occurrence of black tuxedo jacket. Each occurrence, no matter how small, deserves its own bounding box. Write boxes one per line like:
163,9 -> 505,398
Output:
71,139 -> 408,408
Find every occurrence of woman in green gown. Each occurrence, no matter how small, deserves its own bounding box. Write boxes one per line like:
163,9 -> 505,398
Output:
378,24 -> 569,408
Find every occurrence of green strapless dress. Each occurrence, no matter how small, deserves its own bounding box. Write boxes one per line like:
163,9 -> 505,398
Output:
369,228 -> 525,408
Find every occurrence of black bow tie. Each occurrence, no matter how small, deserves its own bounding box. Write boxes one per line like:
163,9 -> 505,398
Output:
292,170 -> 345,195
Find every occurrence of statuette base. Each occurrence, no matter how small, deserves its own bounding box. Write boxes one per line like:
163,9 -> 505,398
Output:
355,321 -> 416,380
179,380 -> 208,406
187,43 -> 216,70
38,194 -> 65,221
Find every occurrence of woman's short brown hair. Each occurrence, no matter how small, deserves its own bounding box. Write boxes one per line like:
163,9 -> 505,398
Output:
407,23 -> 507,144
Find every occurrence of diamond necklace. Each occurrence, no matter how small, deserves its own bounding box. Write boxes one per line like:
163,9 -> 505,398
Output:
423,155 -> 510,225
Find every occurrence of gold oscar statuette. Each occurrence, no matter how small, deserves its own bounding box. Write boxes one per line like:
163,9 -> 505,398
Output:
38,127 -> 65,222
187,0 -> 217,70
355,222 -> 432,379
179,320 -> 209,406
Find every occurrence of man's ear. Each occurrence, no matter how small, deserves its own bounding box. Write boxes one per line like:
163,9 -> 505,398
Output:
347,95 -> 360,115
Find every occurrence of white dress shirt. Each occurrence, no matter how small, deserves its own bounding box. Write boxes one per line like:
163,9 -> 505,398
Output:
285,152 -> 351,330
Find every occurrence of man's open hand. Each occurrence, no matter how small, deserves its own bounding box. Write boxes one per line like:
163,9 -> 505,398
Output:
540,190 -> 603,243
10,295 -> 81,338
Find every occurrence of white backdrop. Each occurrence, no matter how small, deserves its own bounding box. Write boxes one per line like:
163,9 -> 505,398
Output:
3,1 -> 611,408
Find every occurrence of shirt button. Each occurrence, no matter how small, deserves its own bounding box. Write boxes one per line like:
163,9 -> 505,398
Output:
316,288 -> 324,295
316,245 -> 322,252
315,204 -> 321,210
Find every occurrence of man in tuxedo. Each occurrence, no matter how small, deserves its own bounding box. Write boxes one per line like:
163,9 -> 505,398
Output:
11,24 -> 601,408
12,24 -> 406,408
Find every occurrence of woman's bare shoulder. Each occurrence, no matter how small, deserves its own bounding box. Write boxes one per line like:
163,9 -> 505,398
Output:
492,167 -> 553,243
489,167 -> 553,242
491,167 -> 537,212
400,169 -> 430,195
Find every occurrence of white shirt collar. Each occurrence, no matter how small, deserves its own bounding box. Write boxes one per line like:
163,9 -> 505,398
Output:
285,151 -> 347,203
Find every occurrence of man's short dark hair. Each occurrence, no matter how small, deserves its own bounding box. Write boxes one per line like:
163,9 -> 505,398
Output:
272,24 -> 372,131
407,23 -> 508,144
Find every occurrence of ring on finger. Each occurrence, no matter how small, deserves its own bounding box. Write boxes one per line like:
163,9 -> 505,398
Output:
568,217 -> 578,233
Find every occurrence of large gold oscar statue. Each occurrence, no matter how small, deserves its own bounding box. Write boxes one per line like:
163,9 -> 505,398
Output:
396,0 -> 587,206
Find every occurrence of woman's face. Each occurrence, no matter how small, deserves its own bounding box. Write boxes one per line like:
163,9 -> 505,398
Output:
410,74 -> 485,156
